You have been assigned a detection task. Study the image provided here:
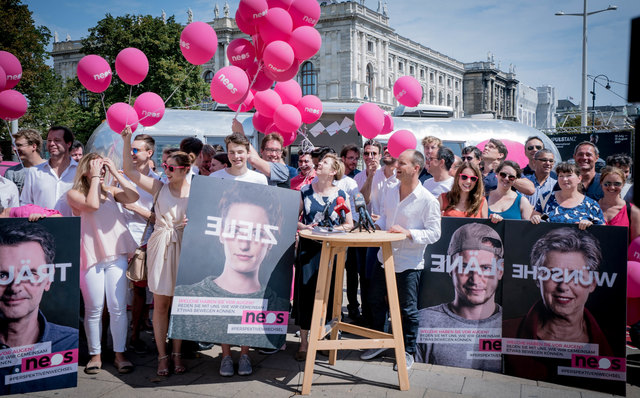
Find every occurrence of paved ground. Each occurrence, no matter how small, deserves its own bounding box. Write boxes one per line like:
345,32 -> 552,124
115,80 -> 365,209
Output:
17,326 -> 640,398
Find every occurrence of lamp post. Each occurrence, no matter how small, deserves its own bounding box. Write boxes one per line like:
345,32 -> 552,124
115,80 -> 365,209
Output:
555,1 -> 617,131
590,74 -> 611,128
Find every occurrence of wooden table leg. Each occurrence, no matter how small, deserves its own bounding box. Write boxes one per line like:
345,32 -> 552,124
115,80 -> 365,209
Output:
381,242 -> 410,391
301,241 -> 333,395
329,247 -> 347,365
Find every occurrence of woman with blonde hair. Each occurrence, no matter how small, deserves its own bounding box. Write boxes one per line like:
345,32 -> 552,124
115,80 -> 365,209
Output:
293,153 -> 353,361
598,166 -> 640,240
67,152 -> 139,374
121,127 -> 194,376
439,161 -> 487,218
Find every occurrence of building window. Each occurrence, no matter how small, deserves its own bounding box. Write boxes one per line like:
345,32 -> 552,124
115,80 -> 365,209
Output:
366,63 -> 373,99
78,89 -> 89,108
300,61 -> 317,95
203,70 -> 214,84
409,65 -> 415,75
429,89 -> 435,104
439,91 -> 443,105
398,62 -> 404,72
455,80 -> 459,90
367,41 -> 374,53
447,94 -> 451,107
430,72 -> 434,83
420,69 -> 425,80
447,78 -> 451,88
438,75 -> 443,85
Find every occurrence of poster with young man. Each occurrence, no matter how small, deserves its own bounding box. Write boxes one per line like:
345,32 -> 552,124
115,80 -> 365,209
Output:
415,218 -> 505,373
501,222 -> 627,396
0,218 -> 80,395
169,177 -> 299,349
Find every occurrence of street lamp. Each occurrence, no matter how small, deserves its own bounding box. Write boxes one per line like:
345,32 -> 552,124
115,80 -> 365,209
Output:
555,1 -> 617,131
590,74 -> 611,128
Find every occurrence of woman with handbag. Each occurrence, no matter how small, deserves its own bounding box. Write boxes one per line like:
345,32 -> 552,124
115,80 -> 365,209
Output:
67,153 -> 139,374
121,127 -> 193,377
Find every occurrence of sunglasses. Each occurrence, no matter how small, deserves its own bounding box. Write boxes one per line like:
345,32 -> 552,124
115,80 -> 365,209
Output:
459,173 -> 478,183
131,148 -> 141,154
363,151 -> 379,157
162,162 -> 187,172
527,145 -> 543,151
498,171 -> 516,181
461,156 -> 475,162
535,158 -> 554,163
603,181 -> 623,188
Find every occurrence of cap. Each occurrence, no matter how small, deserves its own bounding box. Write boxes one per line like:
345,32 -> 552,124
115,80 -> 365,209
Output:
447,223 -> 503,257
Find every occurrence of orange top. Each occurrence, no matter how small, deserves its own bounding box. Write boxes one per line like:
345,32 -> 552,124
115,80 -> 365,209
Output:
440,193 -> 487,218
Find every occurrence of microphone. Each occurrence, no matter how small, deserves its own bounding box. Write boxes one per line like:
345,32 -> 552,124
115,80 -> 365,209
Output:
352,193 -> 375,232
334,196 -> 350,224
320,200 -> 334,231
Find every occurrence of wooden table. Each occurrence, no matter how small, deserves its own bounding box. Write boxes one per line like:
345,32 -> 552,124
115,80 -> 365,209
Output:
297,229 -> 409,395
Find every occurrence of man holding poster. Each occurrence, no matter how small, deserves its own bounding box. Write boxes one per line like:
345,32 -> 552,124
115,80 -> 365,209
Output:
0,221 -> 78,395
415,223 -> 503,371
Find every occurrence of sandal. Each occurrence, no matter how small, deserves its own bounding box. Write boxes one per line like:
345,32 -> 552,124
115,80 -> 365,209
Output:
172,352 -> 186,375
84,359 -> 102,374
114,359 -> 134,374
157,355 -> 169,377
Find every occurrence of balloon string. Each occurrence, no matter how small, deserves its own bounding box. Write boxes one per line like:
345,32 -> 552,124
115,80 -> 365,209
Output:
164,64 -> 197,105
233,61 -> 263,120
100,93 -> 108,119
128,85 -> 133,106
2,120 -> 23,167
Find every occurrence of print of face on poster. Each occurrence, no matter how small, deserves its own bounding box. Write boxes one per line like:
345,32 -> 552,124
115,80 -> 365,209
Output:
169,177 -> 299,349
416,218 -> 505,373
0,218 -> 80,395
501,222 -> 627,396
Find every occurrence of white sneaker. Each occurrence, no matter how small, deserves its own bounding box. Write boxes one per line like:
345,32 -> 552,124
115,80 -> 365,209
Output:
393,352 -> 414,371
360,347 -> 386,360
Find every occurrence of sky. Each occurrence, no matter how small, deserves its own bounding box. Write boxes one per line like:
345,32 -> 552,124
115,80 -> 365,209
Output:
25,0 -> 640,107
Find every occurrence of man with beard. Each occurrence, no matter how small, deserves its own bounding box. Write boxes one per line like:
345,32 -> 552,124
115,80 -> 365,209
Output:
573,141 -> 604,200
415,223 -> 504,372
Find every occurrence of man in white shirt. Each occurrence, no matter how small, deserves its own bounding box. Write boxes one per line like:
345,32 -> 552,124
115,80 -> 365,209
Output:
0,176 -> 19,209
5,129 -> 46,194
211,133 -> 268,185
361,149 -> 441,370
20,126 -> 77,216
423,147 -> 454,197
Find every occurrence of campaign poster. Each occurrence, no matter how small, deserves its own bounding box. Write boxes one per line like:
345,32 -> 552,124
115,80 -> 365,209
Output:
169,176 -> 299,349
0,218 -> 80,395
416,218 -> 505,373
501,222 -> 627,396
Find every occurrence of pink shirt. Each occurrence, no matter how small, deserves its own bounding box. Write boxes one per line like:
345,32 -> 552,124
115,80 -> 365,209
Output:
9,204 -> 62,218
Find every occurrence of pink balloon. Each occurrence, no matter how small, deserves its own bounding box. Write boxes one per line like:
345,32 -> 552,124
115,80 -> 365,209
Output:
476,139 -> 529,169
77,55 -> 112,93
274,103 -> 302,132
263,41 -> 295,75
228,90 -> 255,112
0,67 -> 6,92
252,112 -> 273,133
254,89 -> 282,118
381,112 -> 394,135
235,10 -> 257,35
393,76 -> 422,107
252,34 -> 266,59
264,58 -> 299,82
297,95 -> 322,124
246,62 -> 274,91
290,0 -> 321,28
107,102 -> 139,133
629,236 -> 640,261
355,103 -> 384,139
289,26 -> 321,61
134,92 -> 165,127
274,79 -> 302,105
0,90 -> 27,120
211,65 -> 250,105
258,7 -> 293,44
238,0 -> 269,22
268,0 -> 294,9
227,38 -> 256,70
180,22 -> 218,65
266,123 -> 297,146
115,48 -> 148,85
0,51 -> 22,90
629,261 -> 640,298
387,130 -> 417,158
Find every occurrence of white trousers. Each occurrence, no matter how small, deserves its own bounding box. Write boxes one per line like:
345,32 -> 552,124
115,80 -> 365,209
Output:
80,255 -> 128,355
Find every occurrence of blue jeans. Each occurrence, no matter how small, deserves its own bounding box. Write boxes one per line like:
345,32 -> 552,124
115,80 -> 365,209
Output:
368,263 -> 421,354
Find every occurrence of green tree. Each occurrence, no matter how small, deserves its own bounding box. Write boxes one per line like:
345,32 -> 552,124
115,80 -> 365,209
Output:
79,13 -> 209,141
0,0 -> 80,138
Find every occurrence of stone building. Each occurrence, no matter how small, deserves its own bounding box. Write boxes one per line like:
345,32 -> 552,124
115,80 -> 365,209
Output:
536,85 -> 556,129
51,38 -> 83,81
463,58 -> 518,120
516,83 -> 537,128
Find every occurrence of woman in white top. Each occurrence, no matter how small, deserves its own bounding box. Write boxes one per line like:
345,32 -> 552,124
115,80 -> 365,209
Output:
67,153 -> 139,374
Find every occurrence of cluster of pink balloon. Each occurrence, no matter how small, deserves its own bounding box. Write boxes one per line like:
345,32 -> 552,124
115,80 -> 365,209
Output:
179,0 -> 323,146
353,75 -> 423,157
0,51 -> 28,121
76,48 -> 166,133
627,239 -> 640,298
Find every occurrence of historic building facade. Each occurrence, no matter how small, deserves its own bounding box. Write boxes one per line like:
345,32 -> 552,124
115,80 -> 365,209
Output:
463,59 -> 518,120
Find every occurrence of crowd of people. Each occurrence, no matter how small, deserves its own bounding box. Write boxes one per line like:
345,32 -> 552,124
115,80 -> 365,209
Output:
0,123 -> 637,380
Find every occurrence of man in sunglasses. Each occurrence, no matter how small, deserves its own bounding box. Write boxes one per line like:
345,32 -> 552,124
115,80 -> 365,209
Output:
524,149 -> 557,207
522,136 -> 557,179
482,138 -> 534,195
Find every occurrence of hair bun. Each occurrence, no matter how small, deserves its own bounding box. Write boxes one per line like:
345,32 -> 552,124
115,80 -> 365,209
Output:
188,153 -> 197,165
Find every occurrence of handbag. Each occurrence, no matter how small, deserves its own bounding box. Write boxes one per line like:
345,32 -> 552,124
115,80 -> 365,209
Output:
126,190 -> 159,282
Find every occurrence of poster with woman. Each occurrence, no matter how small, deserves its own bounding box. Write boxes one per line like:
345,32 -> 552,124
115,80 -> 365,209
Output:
169,177 -> 299,349
0,218 -> 80,395
501,222 -> 627,396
